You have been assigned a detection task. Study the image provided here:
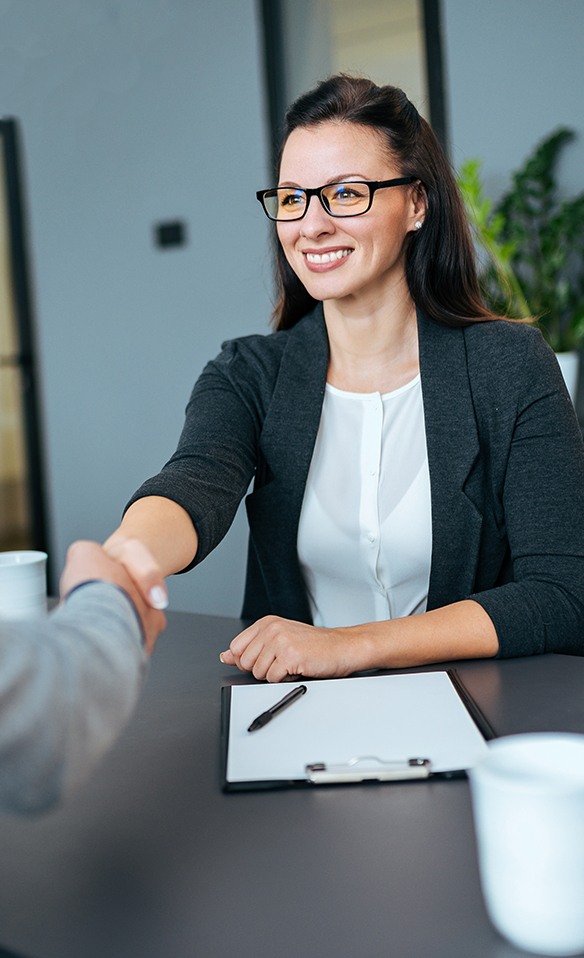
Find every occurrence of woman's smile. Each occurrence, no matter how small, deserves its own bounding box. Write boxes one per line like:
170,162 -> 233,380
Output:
303,247 -> 354,269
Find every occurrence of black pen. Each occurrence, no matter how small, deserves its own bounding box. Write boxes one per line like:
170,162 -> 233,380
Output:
247,684 -> 307,732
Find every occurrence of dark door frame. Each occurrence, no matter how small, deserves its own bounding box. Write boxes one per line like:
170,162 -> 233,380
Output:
0,117 -> 50,569
258,0 -> 450,170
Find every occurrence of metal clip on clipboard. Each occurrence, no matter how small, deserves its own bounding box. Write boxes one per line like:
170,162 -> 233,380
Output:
305,756 -> 432,784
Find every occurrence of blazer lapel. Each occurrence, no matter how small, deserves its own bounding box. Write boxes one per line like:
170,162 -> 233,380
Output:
417,311 -> 484,608
260,307 -> 329,486
245,307 -> 329,619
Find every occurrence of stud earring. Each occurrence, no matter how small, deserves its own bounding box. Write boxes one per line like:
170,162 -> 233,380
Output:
414,220 -> 423,230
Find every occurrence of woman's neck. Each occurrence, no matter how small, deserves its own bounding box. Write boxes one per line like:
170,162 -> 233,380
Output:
324,295 -> 420,394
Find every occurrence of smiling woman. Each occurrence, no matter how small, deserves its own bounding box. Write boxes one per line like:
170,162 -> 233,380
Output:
103,74 -> 584,682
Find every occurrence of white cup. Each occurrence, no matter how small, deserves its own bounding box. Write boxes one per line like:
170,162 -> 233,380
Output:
0,550 -> 48,619
469,733 -> 584,956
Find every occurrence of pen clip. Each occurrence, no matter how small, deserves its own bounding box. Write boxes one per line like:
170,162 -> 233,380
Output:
305,756 -> 432,784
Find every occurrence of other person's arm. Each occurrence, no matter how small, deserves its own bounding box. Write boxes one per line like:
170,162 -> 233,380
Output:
0,541 -> 165,814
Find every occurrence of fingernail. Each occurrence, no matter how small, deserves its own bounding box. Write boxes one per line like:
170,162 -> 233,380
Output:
219,652 -> 225,663
149,586 -> 169,610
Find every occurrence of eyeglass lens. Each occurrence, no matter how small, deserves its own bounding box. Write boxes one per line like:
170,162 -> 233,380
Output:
264,182 -> 372,220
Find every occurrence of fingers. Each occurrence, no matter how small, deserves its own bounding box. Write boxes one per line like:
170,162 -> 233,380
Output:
219,620 -> 264,674
219,617 -> 354,682
219,617 -> 303,682
60,540 -> 127,597
134,606 -> 167,656
227,619 -> 261,664
60,540 -> 166,655
219,648 -> 236,665
103,536 -> 168,610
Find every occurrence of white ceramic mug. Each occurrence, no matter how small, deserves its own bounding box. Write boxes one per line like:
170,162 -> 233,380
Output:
469,733 -> 584,956
0,550 -> 48,619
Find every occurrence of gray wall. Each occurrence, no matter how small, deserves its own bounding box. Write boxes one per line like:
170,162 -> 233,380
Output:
442,0 -> 584,198
0,0 -> 272,615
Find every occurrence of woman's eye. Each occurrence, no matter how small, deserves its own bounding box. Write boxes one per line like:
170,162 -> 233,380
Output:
331,184 -> 367,204
281,191 -> 304,207
336,187 -> 359,199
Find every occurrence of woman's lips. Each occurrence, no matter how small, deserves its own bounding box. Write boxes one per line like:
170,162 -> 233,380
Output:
302,248 -> 353,270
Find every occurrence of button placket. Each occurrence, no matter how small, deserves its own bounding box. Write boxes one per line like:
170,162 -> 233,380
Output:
360,395 -> 383,563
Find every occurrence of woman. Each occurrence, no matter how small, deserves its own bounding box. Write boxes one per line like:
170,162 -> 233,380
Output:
105,74 -> 584,681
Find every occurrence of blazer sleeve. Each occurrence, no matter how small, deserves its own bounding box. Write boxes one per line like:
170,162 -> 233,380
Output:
469,329 -> 584,657
125,337 -> 274,569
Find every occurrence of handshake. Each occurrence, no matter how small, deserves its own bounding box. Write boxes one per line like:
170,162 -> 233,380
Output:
61,539 -> 168,654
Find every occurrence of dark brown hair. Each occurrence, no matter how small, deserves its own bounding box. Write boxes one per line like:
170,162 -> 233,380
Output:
270,74 -> 499,331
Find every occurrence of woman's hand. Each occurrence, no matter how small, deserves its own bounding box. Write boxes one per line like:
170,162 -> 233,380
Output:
103,535 -> 169,611
219,615 -> 363,683
103,497 -> 198,610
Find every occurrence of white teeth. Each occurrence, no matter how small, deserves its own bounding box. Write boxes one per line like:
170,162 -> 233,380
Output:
305,249 -> 352,264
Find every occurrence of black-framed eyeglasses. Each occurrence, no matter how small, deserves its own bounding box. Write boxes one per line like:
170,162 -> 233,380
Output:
256,176 -> 417,222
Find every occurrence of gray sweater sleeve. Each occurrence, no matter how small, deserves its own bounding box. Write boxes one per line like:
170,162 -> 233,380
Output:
0,582 -> 147,815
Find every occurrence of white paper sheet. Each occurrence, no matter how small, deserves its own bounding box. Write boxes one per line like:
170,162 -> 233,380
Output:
224,671 -> 489,785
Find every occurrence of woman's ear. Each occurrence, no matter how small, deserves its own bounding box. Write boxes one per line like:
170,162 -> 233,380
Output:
409,180 -> 428,232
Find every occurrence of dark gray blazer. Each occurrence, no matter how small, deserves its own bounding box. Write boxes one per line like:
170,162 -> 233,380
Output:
129,305 -> 584,658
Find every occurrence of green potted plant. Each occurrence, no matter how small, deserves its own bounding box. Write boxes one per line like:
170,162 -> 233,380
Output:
458,128 -> 584,401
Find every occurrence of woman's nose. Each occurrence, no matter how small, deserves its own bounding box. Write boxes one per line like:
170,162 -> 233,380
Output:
299,195 -> 336,237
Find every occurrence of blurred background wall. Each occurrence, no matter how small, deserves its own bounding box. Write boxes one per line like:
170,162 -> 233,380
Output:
0,0 -> 272,614
0,0 -> 582,615
444,0 -> 583,199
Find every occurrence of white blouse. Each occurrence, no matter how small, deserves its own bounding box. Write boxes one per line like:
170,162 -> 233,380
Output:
297,376 -> 432,628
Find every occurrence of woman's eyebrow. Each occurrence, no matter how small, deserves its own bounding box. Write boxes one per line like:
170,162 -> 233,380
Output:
277,173 -> 372,188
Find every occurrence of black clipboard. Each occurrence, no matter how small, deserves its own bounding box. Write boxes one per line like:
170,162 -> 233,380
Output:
220,669 -> 495,792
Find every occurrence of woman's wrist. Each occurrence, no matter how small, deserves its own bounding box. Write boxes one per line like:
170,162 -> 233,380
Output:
333,622 -> 387,673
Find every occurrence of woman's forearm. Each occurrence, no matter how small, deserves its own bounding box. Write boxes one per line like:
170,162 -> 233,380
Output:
345,599 -> 499,672
103,496 -> 199,604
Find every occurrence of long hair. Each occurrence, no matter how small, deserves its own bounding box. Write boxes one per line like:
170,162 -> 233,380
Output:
271,74 -> 498,331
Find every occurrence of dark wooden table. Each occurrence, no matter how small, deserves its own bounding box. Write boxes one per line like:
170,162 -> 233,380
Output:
0,611 -> 582,958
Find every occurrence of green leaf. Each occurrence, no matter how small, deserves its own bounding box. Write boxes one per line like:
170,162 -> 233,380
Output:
457,128 -> 584,350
